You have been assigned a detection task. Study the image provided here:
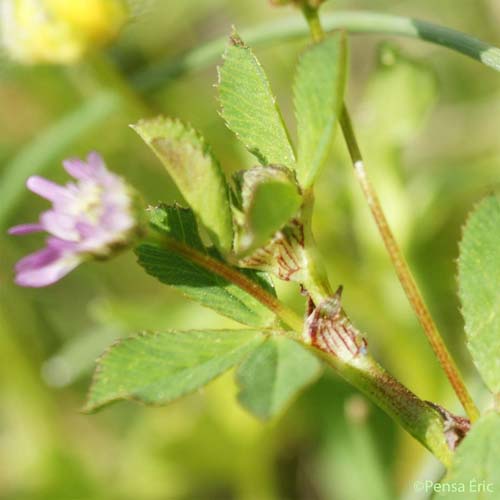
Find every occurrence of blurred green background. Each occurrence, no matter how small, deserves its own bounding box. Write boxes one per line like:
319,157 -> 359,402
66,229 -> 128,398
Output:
1,1 -> 499,499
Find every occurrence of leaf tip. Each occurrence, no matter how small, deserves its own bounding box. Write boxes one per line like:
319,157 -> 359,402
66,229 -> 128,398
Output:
130,115 -> 173,144
229,27 -> 245,48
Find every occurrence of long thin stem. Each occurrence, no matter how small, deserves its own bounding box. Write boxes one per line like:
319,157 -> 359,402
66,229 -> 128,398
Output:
301,190 -> 334,304
302,6 -> 479,422
132,10 -> 500,92
339,108 -> 479,422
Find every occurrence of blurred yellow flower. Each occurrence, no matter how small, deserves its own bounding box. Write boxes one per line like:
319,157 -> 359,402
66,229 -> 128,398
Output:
0,0 -> 128,64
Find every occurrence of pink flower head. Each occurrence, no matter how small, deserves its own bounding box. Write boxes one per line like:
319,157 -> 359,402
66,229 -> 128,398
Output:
9,152 -> 138,287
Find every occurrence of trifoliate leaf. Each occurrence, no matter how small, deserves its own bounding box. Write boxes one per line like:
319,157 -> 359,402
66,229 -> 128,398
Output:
236,336 -> 322,419
85,329 -> 265,412
131,117 -> 233,252
218,31 -> 295,167
458,194 -> 500,394
137,205 -> 277,327
293,32 -> 347,188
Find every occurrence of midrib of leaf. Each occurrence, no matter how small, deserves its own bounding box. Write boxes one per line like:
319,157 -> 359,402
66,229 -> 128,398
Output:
159,236 -> 303,332
138,244 -> 268,323
219,88 -> 294,165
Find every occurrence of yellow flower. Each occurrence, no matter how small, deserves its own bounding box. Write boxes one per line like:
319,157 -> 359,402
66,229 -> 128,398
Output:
0,0 -> 128,64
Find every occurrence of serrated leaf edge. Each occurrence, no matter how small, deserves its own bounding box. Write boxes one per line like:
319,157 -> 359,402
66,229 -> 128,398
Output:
216,30 -> 296,167
292,31 -> 348,188
130,116 -> 234,252
83,329 -> 268,413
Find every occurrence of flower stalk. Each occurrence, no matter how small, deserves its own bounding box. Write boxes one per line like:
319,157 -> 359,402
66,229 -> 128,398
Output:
339,109 -> 479,422
300,189 -> 334,304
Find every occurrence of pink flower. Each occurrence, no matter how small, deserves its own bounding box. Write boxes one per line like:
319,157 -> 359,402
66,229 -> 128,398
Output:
9,152 -> 138,287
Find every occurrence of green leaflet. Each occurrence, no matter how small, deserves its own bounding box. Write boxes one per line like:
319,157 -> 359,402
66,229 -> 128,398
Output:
131,117 -> 233,252
234,166 -> 302,254
148,202 -> 204,250
84,329 -> 265,412
293,32 -> 347,188
218,32 -> 295,166
136,205 -> 277,327
236,336 -> 322,419
437,412 -> 500,499
458,194 -> 500,394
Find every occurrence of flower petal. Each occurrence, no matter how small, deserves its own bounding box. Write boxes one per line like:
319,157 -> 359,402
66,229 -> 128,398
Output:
62,158 -> 92,180
15,245 -> 59,272
40,210 -> 79,241
86,151 -> 106,173
14,246 -> 82,287
8,223 -> 43,235
26,176 -> 73,203
74,220 -> 100,239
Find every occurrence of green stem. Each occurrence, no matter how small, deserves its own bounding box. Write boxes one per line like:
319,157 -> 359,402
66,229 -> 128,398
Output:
301,4 -> 324,43
301,189 -> 334,304
311,347 -> 454,467
132,10 -> 500,92
160,233 -> 455,464
340,106 -> 479,421
297,3 -> 477,459
301,3 -> 479,423
165,225 -> 458,463
124,3 -> 490,461
339,107 -> 479,422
